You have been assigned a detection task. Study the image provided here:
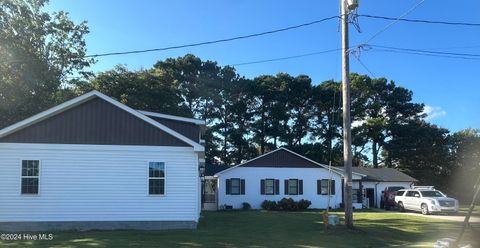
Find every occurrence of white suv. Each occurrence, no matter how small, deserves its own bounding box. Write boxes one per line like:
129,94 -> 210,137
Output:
395,187 -> 459,215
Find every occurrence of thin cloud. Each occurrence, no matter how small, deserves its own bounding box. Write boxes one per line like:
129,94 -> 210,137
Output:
423,105 -> 447,120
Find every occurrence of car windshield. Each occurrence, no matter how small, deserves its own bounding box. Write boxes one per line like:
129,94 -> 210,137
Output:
387,187 -> 404,191
420,191 -> 445,197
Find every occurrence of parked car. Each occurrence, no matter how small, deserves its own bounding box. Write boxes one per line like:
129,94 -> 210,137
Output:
394,186 -> 459,215
380,186 -> 405,210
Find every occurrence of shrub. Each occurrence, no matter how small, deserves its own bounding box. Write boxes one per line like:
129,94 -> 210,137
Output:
241,202 -> 251,210
297,199 -> 312,210
278,198 -> 297,211
261,200 -> 278,210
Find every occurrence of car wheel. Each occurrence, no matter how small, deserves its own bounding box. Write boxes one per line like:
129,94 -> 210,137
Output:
398,202 -> 405,212
421,204 -> 429,215
385,205 -> 390,211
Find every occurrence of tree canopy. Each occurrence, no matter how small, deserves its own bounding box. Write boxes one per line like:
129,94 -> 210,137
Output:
1,1 -> 478,201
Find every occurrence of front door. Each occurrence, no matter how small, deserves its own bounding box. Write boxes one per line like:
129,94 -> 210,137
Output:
366,188 -> 375,208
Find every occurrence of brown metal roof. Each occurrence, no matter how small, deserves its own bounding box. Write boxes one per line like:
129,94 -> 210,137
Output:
239,148 -> 320,168
149,116 -> 200,143
0,97 -> 190,147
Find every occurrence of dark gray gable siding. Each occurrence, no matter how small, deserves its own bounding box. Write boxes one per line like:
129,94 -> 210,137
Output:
240,149 -> 319,168
149,116 -> 200,143
0,97 -> 189,147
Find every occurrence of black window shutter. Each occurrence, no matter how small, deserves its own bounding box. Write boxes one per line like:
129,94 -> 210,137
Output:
330,180 -> 335,195
226,179 -> 231,195
284,180 -> 289,195
299,180 -> 303,195
240,179 -> 245,195
275,179 -> 280,195
317,180 -> 321,195
260,179 -> 265,195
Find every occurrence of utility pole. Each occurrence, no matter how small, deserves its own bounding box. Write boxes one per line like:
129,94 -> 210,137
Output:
341,0 -> 356,228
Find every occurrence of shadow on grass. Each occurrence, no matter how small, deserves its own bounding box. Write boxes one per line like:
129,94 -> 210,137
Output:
1,211 -> 479,248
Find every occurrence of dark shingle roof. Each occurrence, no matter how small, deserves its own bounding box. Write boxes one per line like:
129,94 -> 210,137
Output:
205,164 -> 231,176
352,167 -> 418,182
239,148 -> 320,168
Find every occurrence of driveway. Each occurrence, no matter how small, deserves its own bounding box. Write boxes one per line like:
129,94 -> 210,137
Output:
400,212 -> 480,223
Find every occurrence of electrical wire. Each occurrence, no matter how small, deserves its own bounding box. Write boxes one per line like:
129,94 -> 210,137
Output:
371,48 -> 480,60
371,45 -> 480,57
358,14 -> 480,27
229,48 -> 340,66
353,56 -> 376,78
85,16 -> 339,58
360,0 -> 426,46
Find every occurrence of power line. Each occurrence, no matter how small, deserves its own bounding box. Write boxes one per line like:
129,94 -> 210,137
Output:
371,47 -> 480,60
360,0 -> 426,46
371,45 -> 480,58
85,16 -> 339,58
229,48 -> 340,66
353,56 -> 376,78
359,14 -> 480,27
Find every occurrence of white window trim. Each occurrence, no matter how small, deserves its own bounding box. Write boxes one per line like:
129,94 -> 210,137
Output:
19,159 -> 41,196
147,161 -> 166,197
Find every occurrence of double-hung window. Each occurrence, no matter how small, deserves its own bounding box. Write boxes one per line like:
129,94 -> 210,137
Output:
149,162 -> 165,195
285,179 -> 303,195
21,160 -> 39,194
225,178 -> 245,195
317,179 -> 335,195
230,178 -> 241,195
265,179 -> 275,195
261,179 -> 279,195
290,179 -> 298,195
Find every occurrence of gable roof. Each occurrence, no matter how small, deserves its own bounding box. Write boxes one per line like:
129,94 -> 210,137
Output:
0,91 -> 204,151
352,167 -> 418,182
215,148 -> 346,176
205,164 -> 231,176
139,110 -> 205,125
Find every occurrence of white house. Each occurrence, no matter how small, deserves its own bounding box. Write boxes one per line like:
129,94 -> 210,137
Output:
214,148 -> 363,209
212,148 -> 417,210
351,167 -> 417,208
0,91 -> 205,231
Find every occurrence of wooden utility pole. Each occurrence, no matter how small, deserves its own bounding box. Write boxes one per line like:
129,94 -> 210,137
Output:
455,172 -> 480,246
341,0 -> 354,228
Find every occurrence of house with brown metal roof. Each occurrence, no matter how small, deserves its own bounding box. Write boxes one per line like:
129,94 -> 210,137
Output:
0,91 -> 205,231
213,148 -> 363,210
212,148 -> 416,210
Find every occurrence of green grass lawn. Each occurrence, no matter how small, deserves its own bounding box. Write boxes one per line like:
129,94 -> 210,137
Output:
1,211 -> 479,248
459,205 -> 480,217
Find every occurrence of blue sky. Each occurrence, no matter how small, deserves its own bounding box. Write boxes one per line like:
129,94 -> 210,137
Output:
46,0 -> 479,132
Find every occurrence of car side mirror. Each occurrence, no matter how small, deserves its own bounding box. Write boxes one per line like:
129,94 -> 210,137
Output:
381,191 -> 384,193
414,194 -> 420,198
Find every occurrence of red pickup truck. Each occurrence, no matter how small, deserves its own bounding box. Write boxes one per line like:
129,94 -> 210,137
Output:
380,186 -> 405,210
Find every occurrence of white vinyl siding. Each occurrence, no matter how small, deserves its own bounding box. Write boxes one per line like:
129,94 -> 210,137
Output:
0,143 -> 199,222
218,167 -> 343,209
